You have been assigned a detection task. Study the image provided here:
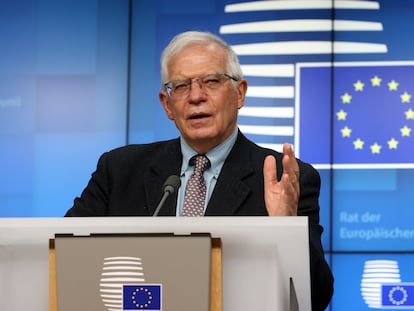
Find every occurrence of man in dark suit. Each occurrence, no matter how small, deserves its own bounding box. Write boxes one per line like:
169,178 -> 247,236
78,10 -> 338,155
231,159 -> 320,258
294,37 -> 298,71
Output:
66,31 -> 333,310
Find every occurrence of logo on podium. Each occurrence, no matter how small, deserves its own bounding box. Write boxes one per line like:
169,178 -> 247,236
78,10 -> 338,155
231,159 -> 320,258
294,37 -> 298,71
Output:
99,256 -> 162,311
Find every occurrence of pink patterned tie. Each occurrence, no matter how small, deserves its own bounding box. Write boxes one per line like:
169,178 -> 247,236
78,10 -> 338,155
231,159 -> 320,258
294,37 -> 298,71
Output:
182,155 -> 210,217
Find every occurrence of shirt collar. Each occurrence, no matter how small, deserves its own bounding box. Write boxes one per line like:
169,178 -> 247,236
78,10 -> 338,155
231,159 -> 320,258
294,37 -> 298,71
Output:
180,127 -> 238,176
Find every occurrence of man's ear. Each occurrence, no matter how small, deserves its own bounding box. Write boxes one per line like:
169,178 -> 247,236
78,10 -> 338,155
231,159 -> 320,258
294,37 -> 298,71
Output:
237,79 -> 248,109
159,91 -> 175,120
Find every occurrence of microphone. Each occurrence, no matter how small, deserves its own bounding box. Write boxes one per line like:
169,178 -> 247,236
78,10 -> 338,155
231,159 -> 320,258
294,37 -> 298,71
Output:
152,175 -> 181,216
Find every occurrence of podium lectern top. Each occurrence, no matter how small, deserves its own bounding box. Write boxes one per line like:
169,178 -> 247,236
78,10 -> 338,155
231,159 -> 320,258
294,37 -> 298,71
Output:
0,216 -> 310,311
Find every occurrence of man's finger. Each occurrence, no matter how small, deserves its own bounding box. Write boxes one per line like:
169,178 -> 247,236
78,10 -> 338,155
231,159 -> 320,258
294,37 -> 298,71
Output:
263,155 -> 277,185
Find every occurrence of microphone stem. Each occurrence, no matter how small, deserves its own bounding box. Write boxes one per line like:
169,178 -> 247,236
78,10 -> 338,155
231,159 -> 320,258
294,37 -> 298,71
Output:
152,191 -> 170,217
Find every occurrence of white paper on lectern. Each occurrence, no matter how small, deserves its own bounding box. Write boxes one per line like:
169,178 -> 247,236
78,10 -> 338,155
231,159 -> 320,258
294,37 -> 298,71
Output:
0,217 -> 311,311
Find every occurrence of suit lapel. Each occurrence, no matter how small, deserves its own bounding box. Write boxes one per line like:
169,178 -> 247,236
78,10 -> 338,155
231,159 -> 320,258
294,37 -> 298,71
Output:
144,139 -> 182,216
205,132 -> 256,215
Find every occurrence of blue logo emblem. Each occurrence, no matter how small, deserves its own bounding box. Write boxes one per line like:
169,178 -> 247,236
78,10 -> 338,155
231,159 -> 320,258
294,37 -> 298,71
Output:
361,260 -> 414,309
123,285 -> 162,310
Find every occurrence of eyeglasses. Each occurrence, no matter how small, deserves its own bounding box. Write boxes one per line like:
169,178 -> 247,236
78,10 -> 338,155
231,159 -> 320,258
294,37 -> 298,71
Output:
163,73 -> 239,98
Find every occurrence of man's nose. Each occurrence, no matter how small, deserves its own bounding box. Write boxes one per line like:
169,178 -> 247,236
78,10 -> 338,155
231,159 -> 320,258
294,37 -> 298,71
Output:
188,79 -> 206,98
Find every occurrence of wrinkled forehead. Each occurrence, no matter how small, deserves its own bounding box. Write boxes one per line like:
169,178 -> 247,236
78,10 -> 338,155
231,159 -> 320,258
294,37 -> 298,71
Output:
171,41 -> 225,63
167,43 -> 228,77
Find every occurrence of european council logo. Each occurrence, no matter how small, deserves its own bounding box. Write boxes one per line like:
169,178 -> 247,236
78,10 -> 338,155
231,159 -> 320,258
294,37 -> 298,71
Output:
99,256 -> 162,311
361,260 -> 414,309
219,0 -> 390,159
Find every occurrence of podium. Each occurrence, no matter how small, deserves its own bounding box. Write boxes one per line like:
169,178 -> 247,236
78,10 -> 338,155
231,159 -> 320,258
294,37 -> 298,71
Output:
0,217 -> 311,311
50,233 -> 222,311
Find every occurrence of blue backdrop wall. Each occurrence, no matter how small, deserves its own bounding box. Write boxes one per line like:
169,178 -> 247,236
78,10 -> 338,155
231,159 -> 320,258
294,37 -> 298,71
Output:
1,1 -> 414,310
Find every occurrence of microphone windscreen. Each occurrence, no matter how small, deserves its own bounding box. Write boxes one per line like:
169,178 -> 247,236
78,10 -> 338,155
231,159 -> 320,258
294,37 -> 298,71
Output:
163,175 -> 181,194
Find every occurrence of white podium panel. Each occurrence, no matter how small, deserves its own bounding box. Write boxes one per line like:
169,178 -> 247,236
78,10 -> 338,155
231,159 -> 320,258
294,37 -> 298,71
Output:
0,217 -> 311,311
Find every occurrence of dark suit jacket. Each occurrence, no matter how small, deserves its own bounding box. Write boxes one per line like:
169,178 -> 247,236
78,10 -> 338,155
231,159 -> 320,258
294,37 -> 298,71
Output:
66,131 -> 334,310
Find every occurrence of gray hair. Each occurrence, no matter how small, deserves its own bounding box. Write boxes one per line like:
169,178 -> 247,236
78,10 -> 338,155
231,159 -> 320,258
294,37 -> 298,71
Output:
160,31 -> 243,85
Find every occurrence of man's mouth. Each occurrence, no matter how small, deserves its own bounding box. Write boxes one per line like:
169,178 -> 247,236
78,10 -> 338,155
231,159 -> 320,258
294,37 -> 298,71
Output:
189,113 -> 210,120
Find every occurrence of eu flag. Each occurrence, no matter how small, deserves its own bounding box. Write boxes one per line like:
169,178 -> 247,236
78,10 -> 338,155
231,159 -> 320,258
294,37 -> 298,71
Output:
123,285 -> 161,310
382,283 -> 414,307
297,62 -> 414,168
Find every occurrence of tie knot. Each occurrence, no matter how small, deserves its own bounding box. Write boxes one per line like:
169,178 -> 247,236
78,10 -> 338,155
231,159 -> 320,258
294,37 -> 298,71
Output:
191,155 -> 210,173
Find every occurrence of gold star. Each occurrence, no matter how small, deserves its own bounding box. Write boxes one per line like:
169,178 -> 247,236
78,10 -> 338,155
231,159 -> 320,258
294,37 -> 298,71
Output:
370,143 -> 382,154
341,126 -> 352,137
387,138 -> 399,149
353,138 -> 364,150
405,108 -> 414,120
371,75 -> 381,86
401,91 -> 411,103
388,80 -> 399,91
341,93 -> 352,104
336,109 -> 347,120
401,125 -> 412,137
354,80 -> 364,91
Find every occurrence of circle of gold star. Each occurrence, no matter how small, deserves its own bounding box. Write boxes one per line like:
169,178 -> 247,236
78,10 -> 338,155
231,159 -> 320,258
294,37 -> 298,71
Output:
337,75 -> 412,154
